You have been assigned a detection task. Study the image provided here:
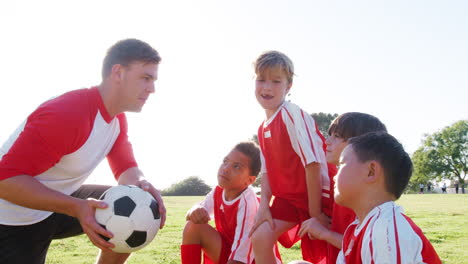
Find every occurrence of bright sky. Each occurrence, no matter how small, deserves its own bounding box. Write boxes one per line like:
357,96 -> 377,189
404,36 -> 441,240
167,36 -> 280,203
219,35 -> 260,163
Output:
1,0 -> 467,189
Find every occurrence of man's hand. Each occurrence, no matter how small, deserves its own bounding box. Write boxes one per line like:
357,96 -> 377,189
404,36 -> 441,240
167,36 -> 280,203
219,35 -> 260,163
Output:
74,198 -> 115,251
135,179 -> 167,229
248,205 -> 274,237
186,207 -> 210,224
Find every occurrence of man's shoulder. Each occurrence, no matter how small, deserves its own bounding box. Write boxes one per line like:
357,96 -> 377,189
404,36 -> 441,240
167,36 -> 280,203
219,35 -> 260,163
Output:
31,88 -> 97,123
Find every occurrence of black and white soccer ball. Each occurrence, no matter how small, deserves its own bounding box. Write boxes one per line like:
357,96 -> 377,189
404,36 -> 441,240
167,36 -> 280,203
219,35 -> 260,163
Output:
95,185 -> 161,253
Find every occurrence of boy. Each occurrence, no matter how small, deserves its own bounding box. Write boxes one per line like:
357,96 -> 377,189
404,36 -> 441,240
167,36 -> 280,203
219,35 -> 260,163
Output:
300,132 -> 441,263
290,112 -> 387,264
325,112 -> 387,264
249,51 -> 331,264
181,141 -> 267,264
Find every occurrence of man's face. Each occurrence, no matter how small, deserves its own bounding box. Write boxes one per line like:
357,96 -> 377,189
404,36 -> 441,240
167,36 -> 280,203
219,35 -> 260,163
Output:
120,62 -> 159,112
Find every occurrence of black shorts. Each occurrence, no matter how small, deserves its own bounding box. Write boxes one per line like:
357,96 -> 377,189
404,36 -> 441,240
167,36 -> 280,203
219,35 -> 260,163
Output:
0,184 -> 111,264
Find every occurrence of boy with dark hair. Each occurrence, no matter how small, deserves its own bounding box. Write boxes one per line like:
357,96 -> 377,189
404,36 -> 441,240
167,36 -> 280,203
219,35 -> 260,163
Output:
300,132 -> 441,263
292,112 -> 387,264
0,38 -> 165,264
181,141 -> 273,264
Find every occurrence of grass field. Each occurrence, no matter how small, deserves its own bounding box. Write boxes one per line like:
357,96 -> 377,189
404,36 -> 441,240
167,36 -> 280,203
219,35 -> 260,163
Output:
47,194 -> 467,264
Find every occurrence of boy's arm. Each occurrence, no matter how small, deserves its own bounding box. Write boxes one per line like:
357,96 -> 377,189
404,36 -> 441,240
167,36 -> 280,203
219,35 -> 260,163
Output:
186,188 -> 214,224
298,217 -> 343,249
305,162 -> 322,218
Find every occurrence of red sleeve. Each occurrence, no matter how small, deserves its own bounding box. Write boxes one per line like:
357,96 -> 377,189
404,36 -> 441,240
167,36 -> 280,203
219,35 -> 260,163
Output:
107,113 -> 138,179
0,93 -> 92,180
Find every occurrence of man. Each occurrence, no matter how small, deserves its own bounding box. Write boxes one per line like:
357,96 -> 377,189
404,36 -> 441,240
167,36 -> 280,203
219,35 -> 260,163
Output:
0,38 -> 166,264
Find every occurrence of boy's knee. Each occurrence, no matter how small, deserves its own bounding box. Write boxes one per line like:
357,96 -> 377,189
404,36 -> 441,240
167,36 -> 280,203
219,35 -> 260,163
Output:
251,224 -> 275,247
182,221 -> 198,236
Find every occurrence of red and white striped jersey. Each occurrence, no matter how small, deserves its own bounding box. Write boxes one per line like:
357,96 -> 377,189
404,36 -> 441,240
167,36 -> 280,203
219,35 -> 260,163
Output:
257,101 -> 330,212
0,87 -> 137,225
200,186 -> 283,263
337,201 -> 441,264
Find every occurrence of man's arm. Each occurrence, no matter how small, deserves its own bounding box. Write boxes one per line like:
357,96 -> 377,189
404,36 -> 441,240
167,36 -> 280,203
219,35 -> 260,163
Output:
0,175 -> 114,250
117,167 -> 166,229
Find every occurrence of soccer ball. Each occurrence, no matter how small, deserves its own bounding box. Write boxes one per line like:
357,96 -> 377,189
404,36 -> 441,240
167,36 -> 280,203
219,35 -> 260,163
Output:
95,185 -> 161,253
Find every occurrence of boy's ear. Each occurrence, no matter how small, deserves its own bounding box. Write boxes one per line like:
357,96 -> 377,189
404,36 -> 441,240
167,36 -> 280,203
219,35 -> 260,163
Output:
287,82 -> 292,92
247,175 -> 256,185
365,161 -> 381,183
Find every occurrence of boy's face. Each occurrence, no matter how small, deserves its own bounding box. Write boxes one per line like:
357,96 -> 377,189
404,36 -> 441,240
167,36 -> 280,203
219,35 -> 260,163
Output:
334,145 -> 367,208
325,132 -> 348,165
217,149 -> 254,191
255,67 -> 292,118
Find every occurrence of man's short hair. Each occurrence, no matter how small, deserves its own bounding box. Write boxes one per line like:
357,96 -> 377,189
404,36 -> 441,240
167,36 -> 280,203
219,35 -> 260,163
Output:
348,132 -> 413,199
253,51 -> 295,84
234,141 -> 261,177
102,39 -> 161,79
328,112 -> 387,141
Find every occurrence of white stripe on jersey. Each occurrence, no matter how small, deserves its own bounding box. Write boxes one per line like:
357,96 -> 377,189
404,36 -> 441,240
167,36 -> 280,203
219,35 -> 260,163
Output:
281,102 -> 330,191
338,201 -> 427,264
230,188 -> 259,263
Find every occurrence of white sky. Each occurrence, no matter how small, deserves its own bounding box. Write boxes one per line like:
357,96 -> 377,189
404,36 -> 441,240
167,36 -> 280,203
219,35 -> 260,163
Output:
1,0 -> 467,189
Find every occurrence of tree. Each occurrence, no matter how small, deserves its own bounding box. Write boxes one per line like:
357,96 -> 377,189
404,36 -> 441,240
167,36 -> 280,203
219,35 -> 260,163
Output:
311,112 -> 339,137
161,176 -> 212,196
249,112 -> 339,187
411,120 -> 467,193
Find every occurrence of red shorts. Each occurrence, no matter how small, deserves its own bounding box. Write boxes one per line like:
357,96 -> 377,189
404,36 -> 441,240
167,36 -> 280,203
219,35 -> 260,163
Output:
270,196 -> 330,264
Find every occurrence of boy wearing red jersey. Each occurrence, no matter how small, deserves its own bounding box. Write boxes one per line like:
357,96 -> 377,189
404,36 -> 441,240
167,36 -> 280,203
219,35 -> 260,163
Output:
299,132 -> 441,264
249,51 -> 331,264
181,142 -> 268,264
299,112 -> 387,264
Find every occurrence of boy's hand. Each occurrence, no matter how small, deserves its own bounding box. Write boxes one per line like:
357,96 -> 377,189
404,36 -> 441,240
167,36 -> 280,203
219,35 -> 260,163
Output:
298,217 -> 330,241
317,212 -> 331,228
186,207 -> 210,224
248,205 -> 274,237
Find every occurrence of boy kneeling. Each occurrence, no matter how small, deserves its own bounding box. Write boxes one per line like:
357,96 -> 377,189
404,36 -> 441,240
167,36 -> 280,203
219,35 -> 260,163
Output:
181,142 -> 262,264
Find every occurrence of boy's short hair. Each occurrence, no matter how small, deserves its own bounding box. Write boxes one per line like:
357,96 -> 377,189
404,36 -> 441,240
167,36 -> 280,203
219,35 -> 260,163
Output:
234,141 -> 261,177
253,51 -> 294,84
348,132 -> 413,199
328,112 -> 387,141
102,38 -> 161,79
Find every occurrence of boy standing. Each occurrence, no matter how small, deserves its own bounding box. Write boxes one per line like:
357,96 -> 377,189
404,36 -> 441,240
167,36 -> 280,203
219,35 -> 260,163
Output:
302,132 -> 441,263
249,51 -> 330,264
181,142 -> 268,264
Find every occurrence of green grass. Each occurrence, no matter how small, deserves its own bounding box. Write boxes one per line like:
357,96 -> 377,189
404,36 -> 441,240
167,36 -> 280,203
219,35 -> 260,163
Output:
47,194 -> 468,263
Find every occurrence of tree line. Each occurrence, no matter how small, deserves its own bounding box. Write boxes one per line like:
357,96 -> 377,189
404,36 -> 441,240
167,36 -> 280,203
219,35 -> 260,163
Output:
162,114 -> 467,195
